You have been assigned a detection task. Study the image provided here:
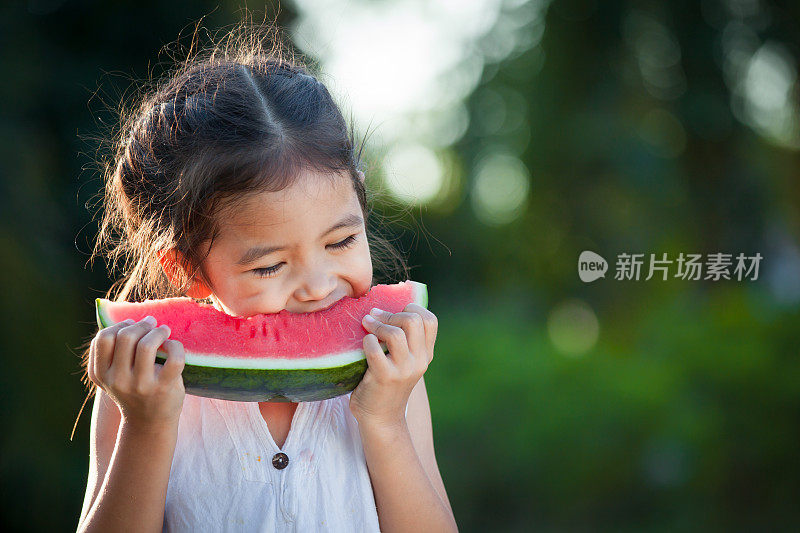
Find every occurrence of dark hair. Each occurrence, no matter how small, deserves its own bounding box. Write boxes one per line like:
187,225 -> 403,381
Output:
71,20 -> 409,439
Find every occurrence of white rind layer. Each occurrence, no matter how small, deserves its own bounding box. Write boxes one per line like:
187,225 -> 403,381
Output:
414,280 -> 428,307
165,343 -> 386,370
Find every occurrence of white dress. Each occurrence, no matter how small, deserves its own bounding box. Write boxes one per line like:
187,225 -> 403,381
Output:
163,391 -> 407,532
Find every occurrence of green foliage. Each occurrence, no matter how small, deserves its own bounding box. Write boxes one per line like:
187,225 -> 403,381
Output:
428,288 -> 800,531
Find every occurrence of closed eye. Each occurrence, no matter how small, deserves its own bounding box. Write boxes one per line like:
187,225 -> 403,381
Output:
252,234 -> 359,278
328,234 -> 358,250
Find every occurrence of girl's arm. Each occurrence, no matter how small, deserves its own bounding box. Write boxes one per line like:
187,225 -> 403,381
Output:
353,304 -> 457,532
403,376 -> 454,516
359,402 -> 458,533
77,388 -> 179,533
78,389 -> 121,526
77,317 -> 186,533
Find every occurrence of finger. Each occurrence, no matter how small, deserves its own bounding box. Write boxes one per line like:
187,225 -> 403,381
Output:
362,314 -> 412,371
156,339 -> 186,385
133,325 -> 172,381
94,319 -> 135,375
88,338 -> 102,390
362,333 -> 392,375
403,304 -> 437,348
112,316 -> 157,372
371,308 -> 426,354
404,303 -> 438,356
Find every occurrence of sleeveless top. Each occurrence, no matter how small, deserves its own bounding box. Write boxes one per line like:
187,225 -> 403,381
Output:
162,391 -> 408,532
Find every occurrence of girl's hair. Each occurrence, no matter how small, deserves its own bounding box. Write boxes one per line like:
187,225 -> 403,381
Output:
71,18 -> 409,439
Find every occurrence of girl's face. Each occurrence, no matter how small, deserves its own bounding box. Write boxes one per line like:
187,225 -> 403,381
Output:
196,169 -> 373,317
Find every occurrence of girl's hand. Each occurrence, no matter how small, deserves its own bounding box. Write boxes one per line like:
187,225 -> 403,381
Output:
349,303 -> 438,429
87,316 -> 186,429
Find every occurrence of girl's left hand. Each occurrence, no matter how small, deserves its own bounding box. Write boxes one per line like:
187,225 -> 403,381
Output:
348,303 -> 438,429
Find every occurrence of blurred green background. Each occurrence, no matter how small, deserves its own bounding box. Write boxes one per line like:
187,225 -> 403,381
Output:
2,0 -> 800,531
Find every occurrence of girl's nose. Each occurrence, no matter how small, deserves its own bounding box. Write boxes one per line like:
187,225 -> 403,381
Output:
294,273 -> 337,302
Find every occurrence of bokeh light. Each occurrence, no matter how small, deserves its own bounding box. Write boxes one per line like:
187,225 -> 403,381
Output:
382,143 -> 444,205
470,149 -> 530,225
546,298 -> 600,356
289,0 -> 552,211
622,9 -> 687,101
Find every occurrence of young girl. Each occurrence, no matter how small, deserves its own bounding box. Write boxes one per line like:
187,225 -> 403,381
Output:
76,24 -> 457,532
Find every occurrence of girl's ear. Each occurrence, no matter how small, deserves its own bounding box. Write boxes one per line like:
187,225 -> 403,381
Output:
357,170 -> 365,183
158,249 -> 212,299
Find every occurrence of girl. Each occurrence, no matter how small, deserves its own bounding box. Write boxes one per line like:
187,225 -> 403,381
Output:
76,23 -> 457,533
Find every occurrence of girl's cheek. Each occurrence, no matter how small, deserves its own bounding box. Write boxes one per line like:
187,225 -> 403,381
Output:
231,282 -> 281,315
349,255 -> 374,297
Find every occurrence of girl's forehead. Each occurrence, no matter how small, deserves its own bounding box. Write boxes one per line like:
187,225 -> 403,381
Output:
216,175 -> 358,237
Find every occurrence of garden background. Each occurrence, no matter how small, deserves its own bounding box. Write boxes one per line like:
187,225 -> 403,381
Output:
2,0 -> 799,531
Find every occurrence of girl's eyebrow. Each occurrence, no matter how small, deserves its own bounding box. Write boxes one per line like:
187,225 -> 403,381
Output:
236,213 -> 364,266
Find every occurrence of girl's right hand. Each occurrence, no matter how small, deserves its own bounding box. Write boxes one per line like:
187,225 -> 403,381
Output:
88,316 -> 186,429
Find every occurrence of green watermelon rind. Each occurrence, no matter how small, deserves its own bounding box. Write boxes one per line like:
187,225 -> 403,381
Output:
155,356 -> 369,402
94,281 -> 428,402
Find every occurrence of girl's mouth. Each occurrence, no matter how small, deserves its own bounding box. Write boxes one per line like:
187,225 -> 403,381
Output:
298,294 -> 344,313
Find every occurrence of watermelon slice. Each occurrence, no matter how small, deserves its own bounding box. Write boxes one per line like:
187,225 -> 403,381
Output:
95,280 -> 427,402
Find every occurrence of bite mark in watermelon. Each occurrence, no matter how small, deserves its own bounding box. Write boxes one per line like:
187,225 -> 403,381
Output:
94,280 -> 428,402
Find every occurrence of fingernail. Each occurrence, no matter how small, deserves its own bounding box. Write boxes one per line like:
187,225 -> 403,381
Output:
143,315 -> 157,326
363,314 -> 376,325
369,308 -> 382,317
159,325 -> 171,334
